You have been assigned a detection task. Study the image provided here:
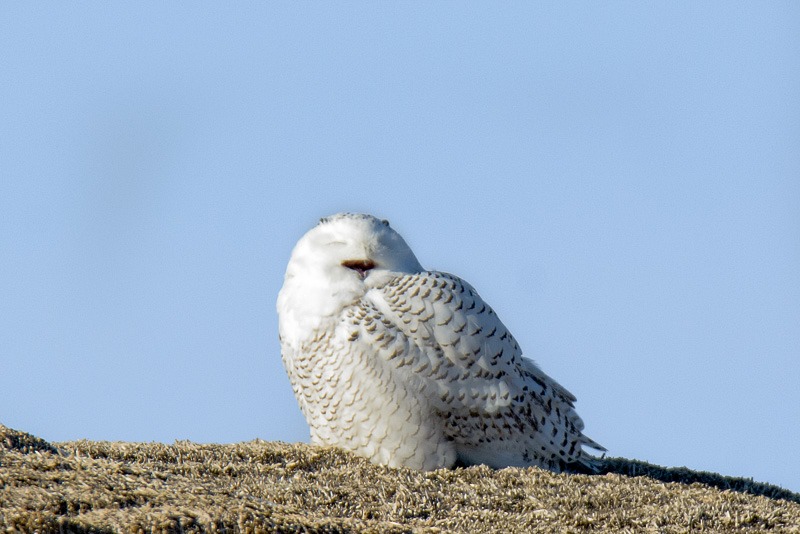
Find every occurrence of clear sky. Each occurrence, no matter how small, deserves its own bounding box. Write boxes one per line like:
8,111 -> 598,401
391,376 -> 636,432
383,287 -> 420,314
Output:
1,3 -> 798,492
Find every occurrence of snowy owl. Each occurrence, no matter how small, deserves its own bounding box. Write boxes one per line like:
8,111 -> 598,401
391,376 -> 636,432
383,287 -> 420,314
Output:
277,213 -> 604,472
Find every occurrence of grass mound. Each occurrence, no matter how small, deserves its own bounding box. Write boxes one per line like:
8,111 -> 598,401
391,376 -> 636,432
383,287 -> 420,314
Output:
1,423 -> 798,533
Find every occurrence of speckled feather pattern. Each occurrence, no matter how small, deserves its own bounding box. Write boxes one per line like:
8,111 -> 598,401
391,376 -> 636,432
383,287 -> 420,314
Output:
278,213 -> 603,471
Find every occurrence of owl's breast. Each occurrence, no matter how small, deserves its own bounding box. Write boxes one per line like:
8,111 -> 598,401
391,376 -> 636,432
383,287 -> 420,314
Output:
281,307 -> 456,470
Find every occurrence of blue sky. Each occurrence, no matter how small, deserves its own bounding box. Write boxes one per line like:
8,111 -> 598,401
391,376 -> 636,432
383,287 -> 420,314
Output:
1,3 -> 798,492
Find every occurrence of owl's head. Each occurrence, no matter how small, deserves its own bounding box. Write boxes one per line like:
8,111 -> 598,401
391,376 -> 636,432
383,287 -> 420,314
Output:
277,213 -> 423,344
292,213 -> 422,278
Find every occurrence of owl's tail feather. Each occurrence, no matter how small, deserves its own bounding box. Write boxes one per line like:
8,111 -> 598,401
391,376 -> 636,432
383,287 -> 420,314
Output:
567,438 -> 607,474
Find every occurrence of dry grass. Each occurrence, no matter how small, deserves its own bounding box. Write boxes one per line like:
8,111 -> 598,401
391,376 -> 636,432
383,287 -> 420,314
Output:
1,423 -> 798,533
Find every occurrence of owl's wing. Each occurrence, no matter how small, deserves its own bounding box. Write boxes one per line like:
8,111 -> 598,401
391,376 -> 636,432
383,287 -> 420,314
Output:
353,270 -> 603,469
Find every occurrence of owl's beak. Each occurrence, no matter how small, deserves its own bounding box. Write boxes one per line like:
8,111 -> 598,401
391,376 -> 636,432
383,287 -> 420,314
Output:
342,259 -> 376,278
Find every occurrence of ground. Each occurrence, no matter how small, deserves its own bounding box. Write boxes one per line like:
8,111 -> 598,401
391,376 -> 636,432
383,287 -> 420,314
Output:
1,423 -> 798,533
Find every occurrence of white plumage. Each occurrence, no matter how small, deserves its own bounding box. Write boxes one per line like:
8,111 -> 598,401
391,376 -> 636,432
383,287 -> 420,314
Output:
277,213 -> 604,471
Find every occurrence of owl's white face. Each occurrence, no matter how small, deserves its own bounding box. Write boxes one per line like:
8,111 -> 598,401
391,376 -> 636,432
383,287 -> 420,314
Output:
277,213 -> 423,346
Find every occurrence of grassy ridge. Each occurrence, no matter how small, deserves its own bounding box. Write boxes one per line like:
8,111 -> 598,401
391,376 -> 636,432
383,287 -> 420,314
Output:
2,424 -> 798,533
